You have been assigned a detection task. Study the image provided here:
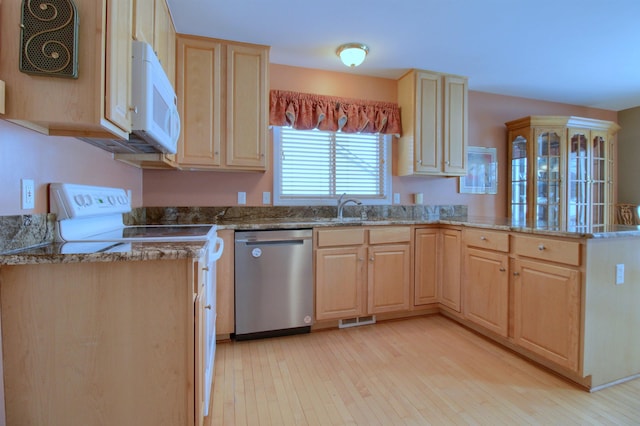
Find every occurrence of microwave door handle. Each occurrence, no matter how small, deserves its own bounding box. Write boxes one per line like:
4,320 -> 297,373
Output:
172,106 -> 181,144
163,105 -> 181,146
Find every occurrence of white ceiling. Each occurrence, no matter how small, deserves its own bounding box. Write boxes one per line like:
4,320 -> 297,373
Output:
166,0 -> 640,111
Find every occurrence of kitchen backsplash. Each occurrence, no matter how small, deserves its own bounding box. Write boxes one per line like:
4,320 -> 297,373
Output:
128,204 -> 468,225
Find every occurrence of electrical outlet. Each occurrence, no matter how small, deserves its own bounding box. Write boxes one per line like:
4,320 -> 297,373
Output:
237,192 -> 247,205
393,193 -> 400,204
21,179 -> 35,210
262,192 -> 271,205
615,264 -> 624,285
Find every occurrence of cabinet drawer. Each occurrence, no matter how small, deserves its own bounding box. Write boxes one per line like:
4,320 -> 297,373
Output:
316,228 -> 365,247
513,235 -> 581,266
368,227 -> 411,244
464,228 -> 509,252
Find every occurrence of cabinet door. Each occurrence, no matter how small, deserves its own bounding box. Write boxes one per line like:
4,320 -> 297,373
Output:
443,75 -> 467,175
414,71 -> 442,174
226,43 -> 268,170
513,259 -> 580,372
216,229 -> 235,336
194,273 -> 206,426
440,229 -> 461,312
463,248 -> 509,337
154,0 -> 176,87
315,246 -> 365,320
176,36 -> 222,167
368,244 -> 411,314
132,0 -> 154,44
414,229 -> 438,306
105,0 -> 133,133
533,127 -> 564,228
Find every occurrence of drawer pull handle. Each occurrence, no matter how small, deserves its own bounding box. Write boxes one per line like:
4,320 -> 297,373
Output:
204,305 -> 212,310
538,244 -> 546,251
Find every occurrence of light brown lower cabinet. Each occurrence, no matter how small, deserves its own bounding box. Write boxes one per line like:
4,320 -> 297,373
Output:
414,228 -> 461,312
315,244 -> 366,320
440,229 -> 462,312
0,257 -> 206,426
314,227 -> 411,321
463,247 -> 509,337
512,258 -> 581,372
216,229 -> 235,337
414,228 -> 438,305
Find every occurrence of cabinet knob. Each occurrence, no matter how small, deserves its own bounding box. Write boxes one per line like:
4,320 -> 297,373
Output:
204,304 -> 212,310
358,257 -> 364,262
129,106 -> 138,114
513,272 -> 520,276
445,161 -> 450,165
202,266 -> 209,271
369,257 -> 375,262
480,236 -> 487,241
499,267 -> 506,272
538,244 -> 545,251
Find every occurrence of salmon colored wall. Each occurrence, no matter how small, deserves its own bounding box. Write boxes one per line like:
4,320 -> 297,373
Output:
0,119 -> 142,215
143,64 -> 617,218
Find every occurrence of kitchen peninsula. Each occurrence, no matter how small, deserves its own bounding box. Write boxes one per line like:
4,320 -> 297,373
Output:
2,206 -> 640,405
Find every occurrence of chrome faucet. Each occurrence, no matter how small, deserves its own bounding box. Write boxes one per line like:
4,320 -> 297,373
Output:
337,193 -> 362,220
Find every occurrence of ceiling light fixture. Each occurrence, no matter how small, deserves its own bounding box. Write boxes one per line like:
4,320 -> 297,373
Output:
336,43 -> 369,68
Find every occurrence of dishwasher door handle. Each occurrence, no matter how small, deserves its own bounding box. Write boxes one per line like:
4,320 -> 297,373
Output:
240,239 -> 307,246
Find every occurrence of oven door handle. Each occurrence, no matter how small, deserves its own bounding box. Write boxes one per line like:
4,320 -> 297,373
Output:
209,236 -> 224,262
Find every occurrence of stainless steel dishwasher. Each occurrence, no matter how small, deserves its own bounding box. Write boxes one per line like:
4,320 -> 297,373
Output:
234,229 -> 313,340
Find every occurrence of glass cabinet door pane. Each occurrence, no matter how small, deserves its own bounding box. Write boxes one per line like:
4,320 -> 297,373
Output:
511,136 -> 528,223
568,132 -> 589,227
536,131 -> 561,227
591,135 -> 607,226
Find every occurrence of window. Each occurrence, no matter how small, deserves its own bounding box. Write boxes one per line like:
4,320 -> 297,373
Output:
273,127 -> 392,205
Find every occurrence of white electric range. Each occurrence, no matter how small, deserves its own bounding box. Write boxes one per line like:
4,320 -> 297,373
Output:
49,182 -> 218,252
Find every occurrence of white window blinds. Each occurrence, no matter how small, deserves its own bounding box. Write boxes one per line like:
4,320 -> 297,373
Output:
274,127 -> 391,205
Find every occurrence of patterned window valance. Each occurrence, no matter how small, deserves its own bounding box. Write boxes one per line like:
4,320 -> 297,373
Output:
269,90 -> 402,136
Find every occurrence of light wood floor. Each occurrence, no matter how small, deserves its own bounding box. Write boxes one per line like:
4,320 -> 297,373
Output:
210,315 -> 640,425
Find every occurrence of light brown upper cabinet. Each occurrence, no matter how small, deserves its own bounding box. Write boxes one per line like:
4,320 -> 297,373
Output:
396,69 -> 468,176
506,116 -> 620,229
176,35 -> 269,171
0,0 -> 133,139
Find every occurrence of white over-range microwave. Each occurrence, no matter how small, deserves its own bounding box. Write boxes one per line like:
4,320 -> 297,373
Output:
130,40 -> 181,154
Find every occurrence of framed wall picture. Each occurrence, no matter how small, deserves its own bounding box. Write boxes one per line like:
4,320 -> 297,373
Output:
459,146 -> 498,194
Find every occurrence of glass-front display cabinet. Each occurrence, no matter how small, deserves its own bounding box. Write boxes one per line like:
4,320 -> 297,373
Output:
506,116 -> 620,230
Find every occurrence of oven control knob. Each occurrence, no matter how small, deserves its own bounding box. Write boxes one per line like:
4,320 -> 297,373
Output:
83,195 -> 93,206
107,195 -> 116,205
251,248 -> 262,258
74,194 -> 85,206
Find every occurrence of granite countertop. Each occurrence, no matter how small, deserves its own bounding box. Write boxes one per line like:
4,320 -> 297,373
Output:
218,215 -> 640,239
0,241 -> 207,266
3,213 -> 640,266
